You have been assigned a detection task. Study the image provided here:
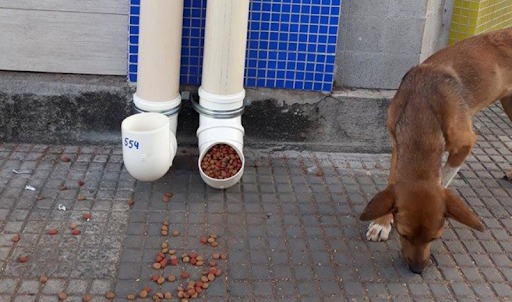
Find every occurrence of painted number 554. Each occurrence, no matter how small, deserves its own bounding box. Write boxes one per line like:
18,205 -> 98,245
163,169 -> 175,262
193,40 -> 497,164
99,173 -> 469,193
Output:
124,138 -> 140,149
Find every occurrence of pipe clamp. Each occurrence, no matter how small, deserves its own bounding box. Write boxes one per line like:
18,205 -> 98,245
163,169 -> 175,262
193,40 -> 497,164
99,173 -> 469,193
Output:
191,96 -> 244,119
133,103 -> 181,117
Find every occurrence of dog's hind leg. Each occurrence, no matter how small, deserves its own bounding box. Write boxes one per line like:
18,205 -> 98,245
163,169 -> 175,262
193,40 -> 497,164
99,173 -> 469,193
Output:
500,96 -> 512,181
442,116 -> 477,187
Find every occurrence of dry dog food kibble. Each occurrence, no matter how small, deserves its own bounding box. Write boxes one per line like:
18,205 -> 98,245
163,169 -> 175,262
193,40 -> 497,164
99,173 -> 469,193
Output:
139,290 -> 148,298
163,192 -> 173,202
157,277 -> 165,285
105,291 -> 115,299
200,144 -> 242,179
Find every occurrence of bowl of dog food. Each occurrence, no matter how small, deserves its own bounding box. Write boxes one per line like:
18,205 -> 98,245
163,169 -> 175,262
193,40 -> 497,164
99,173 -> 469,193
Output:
198,143 -> 244,189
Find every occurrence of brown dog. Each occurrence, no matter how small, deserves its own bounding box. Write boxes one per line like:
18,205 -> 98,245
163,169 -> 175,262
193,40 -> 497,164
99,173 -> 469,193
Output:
360,27 -> 512,274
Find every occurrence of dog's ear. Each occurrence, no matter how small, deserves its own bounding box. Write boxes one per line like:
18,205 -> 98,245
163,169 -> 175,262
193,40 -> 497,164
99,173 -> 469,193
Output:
359,186 -> 395,221
444,189 -> 484,231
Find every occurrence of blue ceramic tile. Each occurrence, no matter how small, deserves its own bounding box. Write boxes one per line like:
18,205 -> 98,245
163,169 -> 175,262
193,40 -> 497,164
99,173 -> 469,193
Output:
130,6 -> 139,15
129,26 -> 139,35
129,16 -> 139,25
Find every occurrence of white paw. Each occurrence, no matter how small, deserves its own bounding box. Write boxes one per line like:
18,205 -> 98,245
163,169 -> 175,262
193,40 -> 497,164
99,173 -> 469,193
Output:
366,221 -> 392,241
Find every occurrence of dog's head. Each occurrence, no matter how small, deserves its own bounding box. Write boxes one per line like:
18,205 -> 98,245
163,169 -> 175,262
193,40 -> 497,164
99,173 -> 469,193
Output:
360,184 -> 484,274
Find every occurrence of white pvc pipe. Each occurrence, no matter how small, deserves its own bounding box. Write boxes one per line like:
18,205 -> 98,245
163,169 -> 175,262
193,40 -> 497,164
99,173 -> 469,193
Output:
123,0 -> 183,182
135,0 -> 183,110
197,0 -> 250,189
201,0 -> 250,96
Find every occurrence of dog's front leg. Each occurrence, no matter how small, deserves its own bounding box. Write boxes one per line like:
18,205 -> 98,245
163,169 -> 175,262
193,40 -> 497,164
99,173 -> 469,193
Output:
366,213 -> 393,241
441,164 -> 461,187
442,121 -> 476,187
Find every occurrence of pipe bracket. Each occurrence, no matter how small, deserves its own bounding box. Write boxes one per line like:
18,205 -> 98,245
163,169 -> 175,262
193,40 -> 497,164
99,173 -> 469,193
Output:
133,103 -> 181,117
191,96 -> 245,119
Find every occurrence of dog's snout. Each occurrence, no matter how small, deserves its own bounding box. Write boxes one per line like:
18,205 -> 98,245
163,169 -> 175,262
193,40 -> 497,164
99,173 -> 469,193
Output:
408,264 -> 424,274
406,256 -> 430,274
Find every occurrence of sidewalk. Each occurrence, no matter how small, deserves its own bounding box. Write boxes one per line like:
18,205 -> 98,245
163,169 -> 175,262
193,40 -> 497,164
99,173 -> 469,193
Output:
0,103 -> 511,302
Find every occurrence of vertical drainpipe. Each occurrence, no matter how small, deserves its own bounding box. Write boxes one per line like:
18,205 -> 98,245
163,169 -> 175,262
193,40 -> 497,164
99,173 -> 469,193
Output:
194,0 -> 250,189
134,0 -> 183,122
124,0 -> 183,181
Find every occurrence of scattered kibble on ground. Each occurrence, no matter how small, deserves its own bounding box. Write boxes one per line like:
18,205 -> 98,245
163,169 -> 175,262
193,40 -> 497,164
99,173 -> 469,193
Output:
139,289 -> 148,298
39,275 -> 48,283
105,291 -> 115,299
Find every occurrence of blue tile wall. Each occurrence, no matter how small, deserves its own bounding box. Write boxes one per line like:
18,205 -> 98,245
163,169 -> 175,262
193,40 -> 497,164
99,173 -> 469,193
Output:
129,0 -> 341,92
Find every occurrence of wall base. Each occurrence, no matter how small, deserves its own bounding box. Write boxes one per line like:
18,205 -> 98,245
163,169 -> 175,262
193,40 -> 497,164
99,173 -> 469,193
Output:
0,72 -> 391,153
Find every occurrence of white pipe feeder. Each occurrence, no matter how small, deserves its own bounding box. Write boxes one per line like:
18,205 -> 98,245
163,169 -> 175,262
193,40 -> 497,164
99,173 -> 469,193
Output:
193,0 -> 250,189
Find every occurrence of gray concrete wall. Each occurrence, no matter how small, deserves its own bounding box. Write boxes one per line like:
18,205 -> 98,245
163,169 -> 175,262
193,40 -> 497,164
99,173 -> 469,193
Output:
335,0 -> 428,89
